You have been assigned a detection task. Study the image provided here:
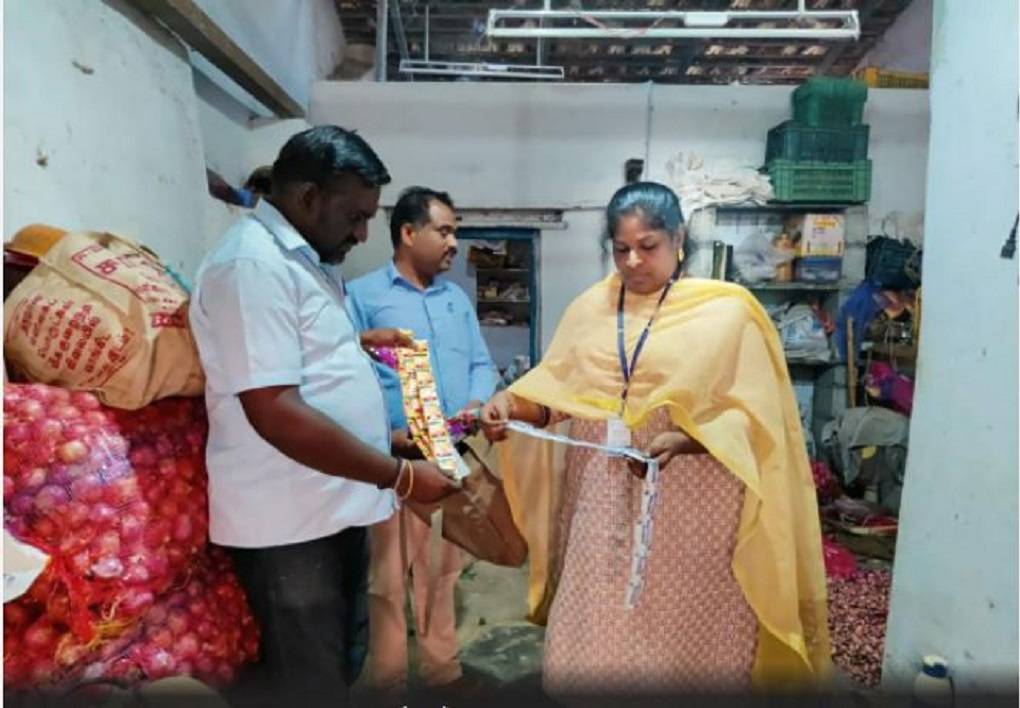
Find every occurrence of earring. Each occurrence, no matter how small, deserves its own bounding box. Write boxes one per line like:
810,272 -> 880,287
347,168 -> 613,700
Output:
677,247 -> 685,263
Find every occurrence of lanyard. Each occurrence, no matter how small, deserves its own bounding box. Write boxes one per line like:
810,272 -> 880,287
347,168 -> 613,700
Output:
616,268 -> 680,412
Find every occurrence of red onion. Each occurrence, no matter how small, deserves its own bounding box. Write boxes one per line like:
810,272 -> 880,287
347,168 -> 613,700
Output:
3,386 -> 261,692
4,384 -> 211,647
827,567 -> 892,687
23,619 -> 58,653
4,551 -> 258,691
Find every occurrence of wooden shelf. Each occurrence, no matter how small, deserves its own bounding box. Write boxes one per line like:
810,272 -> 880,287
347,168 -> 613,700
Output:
477,298 -> 531,305
714,202 -> 861,212
786,358 -> 839,368
745,281 -> 848,292
476,268 -> 529,273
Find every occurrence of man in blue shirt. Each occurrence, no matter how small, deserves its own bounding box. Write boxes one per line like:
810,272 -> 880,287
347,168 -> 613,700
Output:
347,187 -> 497,695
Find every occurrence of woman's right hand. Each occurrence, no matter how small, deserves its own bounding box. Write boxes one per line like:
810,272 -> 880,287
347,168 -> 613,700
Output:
405,460 -> 460,503
480,391 -> 514,442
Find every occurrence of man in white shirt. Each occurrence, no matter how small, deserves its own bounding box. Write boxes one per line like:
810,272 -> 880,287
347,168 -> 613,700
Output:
190,126 -> 457,706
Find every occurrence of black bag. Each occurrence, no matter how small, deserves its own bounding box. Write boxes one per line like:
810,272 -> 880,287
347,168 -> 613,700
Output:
866,236 -> 922,289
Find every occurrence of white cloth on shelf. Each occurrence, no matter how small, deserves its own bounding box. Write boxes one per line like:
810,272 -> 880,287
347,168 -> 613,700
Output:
665,151 -> 774,218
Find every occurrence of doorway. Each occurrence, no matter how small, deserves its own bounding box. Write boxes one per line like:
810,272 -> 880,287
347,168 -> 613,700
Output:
446,227 -> 540,383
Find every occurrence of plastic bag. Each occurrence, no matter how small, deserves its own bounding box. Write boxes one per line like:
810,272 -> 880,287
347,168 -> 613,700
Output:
773,303 -> 831,362
4,529 -> 50,603
733,229 -> 794,284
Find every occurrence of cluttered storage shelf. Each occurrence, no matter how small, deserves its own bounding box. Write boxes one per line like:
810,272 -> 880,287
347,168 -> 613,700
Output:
445,232 -> 541,383
682,76 -> 924,689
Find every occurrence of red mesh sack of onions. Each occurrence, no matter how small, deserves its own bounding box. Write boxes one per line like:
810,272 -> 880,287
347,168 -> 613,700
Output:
3,383 -> 209,643
827,567 -> 892,688
5,548 -> 259,690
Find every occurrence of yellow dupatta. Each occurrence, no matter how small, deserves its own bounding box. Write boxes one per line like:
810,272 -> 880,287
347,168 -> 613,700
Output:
498,274 -> 832,688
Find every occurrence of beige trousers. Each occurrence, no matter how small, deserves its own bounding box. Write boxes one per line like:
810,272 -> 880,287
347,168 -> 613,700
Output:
364,506 -> 464,690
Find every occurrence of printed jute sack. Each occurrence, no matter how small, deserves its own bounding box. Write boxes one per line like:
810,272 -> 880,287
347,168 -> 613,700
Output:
3,231 -> 204,409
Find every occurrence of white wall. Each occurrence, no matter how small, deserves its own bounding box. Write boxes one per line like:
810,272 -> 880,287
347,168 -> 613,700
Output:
882,0 -> 1018,693
191,0 -> 345,116
311,81 -> 930,350
4,0 -> 209,276
4,0 -> 318,278
193,68 -> 312,253
857,0 -> 932,75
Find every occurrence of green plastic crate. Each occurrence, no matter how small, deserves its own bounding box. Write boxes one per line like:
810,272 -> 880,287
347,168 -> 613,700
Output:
767,159 -> 872,203
766,121 -> 870,163
792,77 -> 868,127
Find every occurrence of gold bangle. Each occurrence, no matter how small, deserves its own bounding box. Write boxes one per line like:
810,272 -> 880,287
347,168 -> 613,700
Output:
398,460 -> 415,501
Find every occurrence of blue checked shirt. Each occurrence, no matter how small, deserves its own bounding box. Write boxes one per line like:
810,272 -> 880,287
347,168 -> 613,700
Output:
346,262 -> 498,431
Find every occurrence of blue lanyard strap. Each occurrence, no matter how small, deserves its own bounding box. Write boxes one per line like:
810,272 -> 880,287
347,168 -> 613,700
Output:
616,269 -> 680,411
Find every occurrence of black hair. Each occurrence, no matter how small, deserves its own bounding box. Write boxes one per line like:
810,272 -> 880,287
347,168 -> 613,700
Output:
244,165 -> 272,195
605,181 -> 684,239
389,186 -> 455,248
271,125 -> 391,191
600,182 -> 690,272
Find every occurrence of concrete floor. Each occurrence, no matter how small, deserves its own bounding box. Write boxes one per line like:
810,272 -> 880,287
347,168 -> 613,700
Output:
396,558 -> 882,706
396,558 -> 544,690
453,560 -> 544,689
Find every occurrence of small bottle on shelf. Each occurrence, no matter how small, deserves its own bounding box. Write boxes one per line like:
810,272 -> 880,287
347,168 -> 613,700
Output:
773,232 -> 795,283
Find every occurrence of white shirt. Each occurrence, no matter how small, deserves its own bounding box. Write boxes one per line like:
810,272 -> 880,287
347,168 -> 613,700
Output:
190,200 -> 395,548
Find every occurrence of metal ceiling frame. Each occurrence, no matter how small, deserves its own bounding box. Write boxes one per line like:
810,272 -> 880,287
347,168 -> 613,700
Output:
399,4 -> 565,81
398,59 -> 565,80
486,0 -> 861,42
339,0 -> 910,84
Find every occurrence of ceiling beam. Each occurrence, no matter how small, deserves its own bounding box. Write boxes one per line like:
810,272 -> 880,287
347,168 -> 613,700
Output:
127,0 -> 304,117
815,0 -> 880,75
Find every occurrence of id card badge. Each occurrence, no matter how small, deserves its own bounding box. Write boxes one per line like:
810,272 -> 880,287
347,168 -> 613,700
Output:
606,417 -> 631,448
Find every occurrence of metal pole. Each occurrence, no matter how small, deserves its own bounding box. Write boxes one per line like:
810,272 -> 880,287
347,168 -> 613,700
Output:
376,0 -> 388,82
537,0 -> 550,66
390,0 -> 413,81
425,5 -> 430,63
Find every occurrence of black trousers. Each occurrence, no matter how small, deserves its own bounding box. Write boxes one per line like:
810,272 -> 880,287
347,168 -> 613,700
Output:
224,527 -> 369,708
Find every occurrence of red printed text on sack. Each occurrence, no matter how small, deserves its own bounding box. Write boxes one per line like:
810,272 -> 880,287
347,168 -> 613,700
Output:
70,245 -> 187,328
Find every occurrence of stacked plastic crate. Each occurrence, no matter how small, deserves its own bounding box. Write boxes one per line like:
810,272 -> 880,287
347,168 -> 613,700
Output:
765,77 -> 872,204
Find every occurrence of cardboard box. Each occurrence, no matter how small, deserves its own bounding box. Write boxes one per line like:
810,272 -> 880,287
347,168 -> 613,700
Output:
786,213 -> 846,257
